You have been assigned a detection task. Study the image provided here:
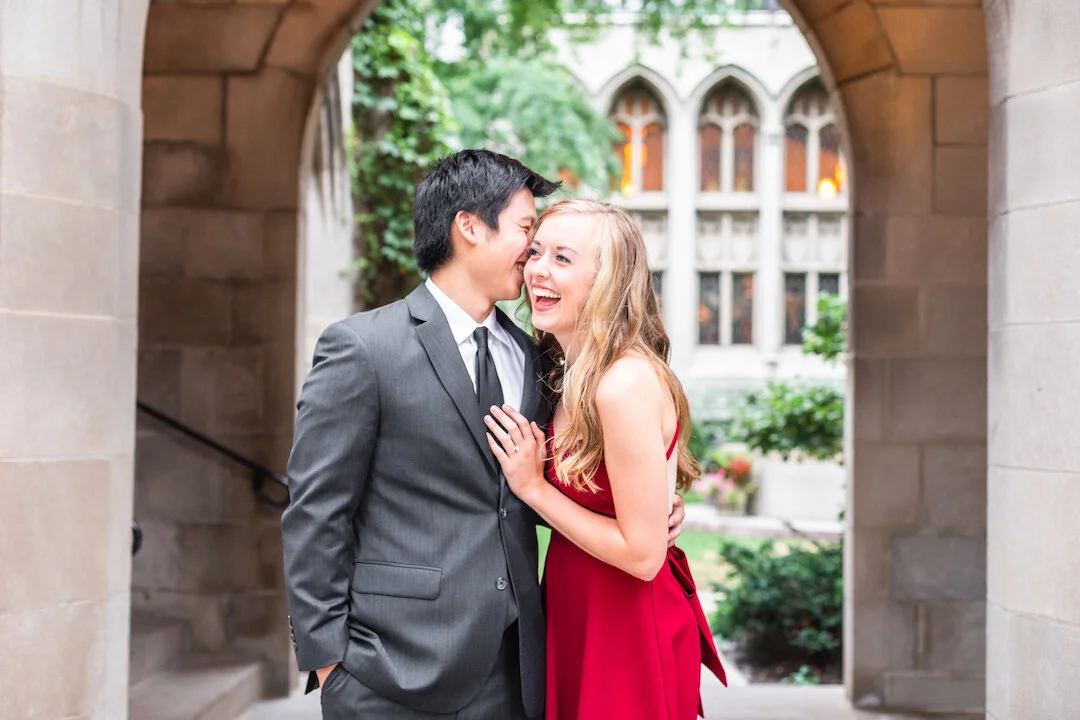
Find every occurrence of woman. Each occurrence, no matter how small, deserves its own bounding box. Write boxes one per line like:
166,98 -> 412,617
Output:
484,199 -> 726,719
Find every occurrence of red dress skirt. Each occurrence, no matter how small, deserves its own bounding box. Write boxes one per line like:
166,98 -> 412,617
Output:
542,427 -> 726,719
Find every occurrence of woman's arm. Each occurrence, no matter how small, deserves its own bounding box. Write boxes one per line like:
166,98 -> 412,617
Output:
485,357 -> 673,581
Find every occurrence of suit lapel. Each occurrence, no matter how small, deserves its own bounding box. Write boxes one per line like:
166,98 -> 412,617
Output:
408,285 -> 499,476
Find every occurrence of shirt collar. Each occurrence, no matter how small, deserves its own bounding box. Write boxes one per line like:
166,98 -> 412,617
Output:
425,277 -> 513,350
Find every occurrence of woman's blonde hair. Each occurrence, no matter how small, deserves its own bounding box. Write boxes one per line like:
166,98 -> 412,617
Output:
530,198 -> 701,494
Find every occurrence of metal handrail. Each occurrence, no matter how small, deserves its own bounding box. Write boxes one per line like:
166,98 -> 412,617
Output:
135,401 -> 289,509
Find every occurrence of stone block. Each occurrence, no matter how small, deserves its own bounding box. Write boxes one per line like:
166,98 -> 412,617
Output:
139,278 -> 235,347
987,324 -> 1080,473
119,212 -> 140,321
142,142 -> 226,206
852,213 -> 887,282
224,70 -> 314,209
936,76 -> 989,145
264,211 -> 302,280
922,445 -> 986,534
847,528 -> 893,605
143,75 -> 224,143
183,212 -> 268,281
851,442 -> 921,529
892,535 -> 986,602
987,467 -> 1080,625
885,215 -> 986,284
107,456 -> 135,596
885,672 -> 984,712
921,284 -> 987,357
985,604 -> 1080,720
992,0 -> 1080,104
840,72 -> 933,215
887,358 -> 986,443
138,349 -> 183,416
140,209 -> 187,278
923,602 -> 986,673
852,358 -> 886,443
0,314 -> 135,458
813,1 -> 894,82
1000,81 -> 1080,213
988,203 -> 1080,327
179,347 -> 266,434
265,4 -> 341,76
934,146 -> 988,216
144,4 -> 283,73
878,7 -> 987,75
0,601 -> 107,719
849,601 -> 918,674
233,280 -> 296,345
130,588 -> 228,652
0,75 -> 139,212
134,432 -> 228,522
0,194 -> 123,317
798,0 -> 852,24
0,460 -> 112,614
851,285 -> 921,356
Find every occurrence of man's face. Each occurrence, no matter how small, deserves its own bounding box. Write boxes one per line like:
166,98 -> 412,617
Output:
474,188 -> 538,302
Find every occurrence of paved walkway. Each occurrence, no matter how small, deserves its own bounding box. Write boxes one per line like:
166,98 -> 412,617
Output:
242,676 -> 975,719
683,504 -> 843,540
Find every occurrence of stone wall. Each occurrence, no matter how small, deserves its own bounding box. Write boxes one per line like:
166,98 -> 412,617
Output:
984,2 -> 1080,718
0,2 -> 149,718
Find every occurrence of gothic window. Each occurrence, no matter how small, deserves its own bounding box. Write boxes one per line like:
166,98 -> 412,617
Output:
699,85 -> 758,193
784,83 -> 845,198
611,87 -> 666,196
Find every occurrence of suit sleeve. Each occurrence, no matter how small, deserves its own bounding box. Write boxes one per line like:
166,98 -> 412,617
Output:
281,321 -> 379,671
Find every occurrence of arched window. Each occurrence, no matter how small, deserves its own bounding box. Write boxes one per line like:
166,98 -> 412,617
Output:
610,86 -> 666,196
784,83 -> 845,198
699,84 -> 758,193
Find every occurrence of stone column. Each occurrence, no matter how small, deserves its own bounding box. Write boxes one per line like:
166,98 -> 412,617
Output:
0,2 -> 149,718
666,102 -> 698,375
985,2 -> 1080,718
757,115 -> 785,363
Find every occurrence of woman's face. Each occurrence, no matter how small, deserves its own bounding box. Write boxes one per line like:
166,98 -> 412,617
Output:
524,213 -> 600,341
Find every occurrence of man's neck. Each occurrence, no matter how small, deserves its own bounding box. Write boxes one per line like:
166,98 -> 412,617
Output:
428,268 -> 495,324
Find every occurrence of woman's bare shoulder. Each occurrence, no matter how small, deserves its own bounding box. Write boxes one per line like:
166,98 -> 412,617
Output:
594,353 -> 665,414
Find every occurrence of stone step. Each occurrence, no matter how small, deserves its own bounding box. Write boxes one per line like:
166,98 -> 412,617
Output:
128,654 -> 264,720
130,612 -> 190,687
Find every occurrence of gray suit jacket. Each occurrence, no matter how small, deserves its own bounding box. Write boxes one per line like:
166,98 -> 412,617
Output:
281,284 -> 550,718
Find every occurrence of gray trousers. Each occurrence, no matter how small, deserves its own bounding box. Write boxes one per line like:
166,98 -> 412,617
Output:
320,624 -> 529,720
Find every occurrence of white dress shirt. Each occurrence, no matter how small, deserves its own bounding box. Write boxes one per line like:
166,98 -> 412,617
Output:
425,278 -> 525,410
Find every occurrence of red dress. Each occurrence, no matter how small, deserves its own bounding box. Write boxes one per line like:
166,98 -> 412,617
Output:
542,425 -> 727,719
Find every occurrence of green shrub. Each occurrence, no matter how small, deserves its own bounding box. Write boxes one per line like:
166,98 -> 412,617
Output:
727,381 -> 844,462
711,538 -> 843,665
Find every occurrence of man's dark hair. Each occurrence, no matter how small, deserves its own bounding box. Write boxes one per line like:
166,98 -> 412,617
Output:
412,149 -> 560,274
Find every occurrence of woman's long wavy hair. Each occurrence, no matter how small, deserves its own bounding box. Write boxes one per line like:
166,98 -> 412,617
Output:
529,198 -> 701,494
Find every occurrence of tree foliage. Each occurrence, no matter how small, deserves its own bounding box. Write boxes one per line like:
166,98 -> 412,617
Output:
801,294 -> 847,363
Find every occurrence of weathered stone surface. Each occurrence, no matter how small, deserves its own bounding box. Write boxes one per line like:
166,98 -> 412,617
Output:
885,215 -> 986,284
144,4 -> 283,73
885,672 -> 984,712
264,3 -> 343,75
142,143 -> 226,206
841,72 -> 933,214
813,1 -> 894,83
921,284 -> 987,357
934,145 -> 988,215
878,7 -> 987,75
0,195 -> 123,317
852,443 -> 921,529
852,358 -> 886,443
923,602 -> 987,673
922,445 -> 986,533
936,76 -> 989,145
892,535 -> 986,602
988,324 -> 1080,473
143,75 -> 224,144
851,285 -> 921,356
0,75 -> 139,212
887,358 -> 986,443
223,70 -> 314,209
988,0 -> 1080,104
849,602 -> 919,673
138,278 -> 234,346
179,347 -> 266,434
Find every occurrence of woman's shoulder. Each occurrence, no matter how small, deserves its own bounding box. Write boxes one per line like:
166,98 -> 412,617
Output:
595,352 -> 666,412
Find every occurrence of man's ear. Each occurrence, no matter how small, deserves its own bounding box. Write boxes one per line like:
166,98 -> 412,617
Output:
452,210 -> 483,249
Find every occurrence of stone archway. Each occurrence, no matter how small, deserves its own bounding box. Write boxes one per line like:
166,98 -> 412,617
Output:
134,0 -> 991,710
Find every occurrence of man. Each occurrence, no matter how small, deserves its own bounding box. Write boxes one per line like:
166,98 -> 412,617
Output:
282,150 -> 685,719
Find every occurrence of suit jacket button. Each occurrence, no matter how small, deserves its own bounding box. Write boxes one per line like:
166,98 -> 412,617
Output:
499,508 -> 508,519
496,577 -> 508,591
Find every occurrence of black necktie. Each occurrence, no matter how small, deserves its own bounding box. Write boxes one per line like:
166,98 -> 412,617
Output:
473,327 -> 504,412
